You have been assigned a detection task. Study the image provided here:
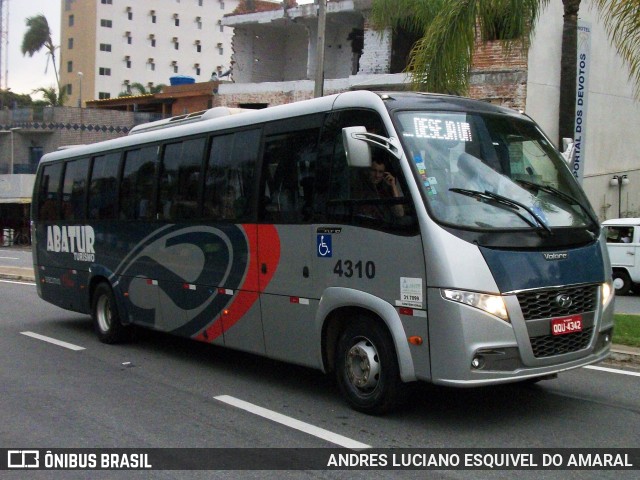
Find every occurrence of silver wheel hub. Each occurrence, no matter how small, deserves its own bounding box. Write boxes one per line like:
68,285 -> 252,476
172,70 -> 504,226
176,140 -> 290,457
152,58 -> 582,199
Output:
613,277 -> 625,289
96,295 -> 112,333
346,339 -> 380,390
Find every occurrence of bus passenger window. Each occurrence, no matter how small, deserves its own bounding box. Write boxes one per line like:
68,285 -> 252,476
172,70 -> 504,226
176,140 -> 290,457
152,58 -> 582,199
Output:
61,159 -> 88,221
37,163 -> 63,221
259,125 -> 319,223
88,153 -> 120,220
204,129 -> 260,222
158,138 -> 205,221
120,146 -> 158,220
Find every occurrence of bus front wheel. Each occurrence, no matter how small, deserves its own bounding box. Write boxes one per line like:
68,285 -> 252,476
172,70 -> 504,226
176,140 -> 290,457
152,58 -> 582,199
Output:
92,283 -> 130,344
335,319 -> 402,415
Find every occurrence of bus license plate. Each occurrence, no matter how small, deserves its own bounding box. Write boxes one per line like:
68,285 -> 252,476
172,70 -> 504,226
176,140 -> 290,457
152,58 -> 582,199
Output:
551,315 -> 583,336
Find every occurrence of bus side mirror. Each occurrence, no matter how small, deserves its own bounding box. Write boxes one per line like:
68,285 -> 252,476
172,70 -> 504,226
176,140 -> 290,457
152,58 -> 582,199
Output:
342,126 -> 372,168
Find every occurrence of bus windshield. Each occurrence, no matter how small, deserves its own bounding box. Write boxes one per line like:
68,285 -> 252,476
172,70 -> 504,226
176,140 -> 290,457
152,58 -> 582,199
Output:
396,111 -> 594,231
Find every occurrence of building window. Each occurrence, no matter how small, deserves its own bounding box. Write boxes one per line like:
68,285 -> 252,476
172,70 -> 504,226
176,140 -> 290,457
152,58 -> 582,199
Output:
66,84 -> 73,95
196,17 -> 202,29
194,64 -> 201,76
198,0 -> 203,6
99,43 -> 112,52
125,32 -> 132,44
101,0 -> 113,4
128,11 -> 133,20
195,41 -> 201,53
125,56 -> 131,68
69,15 -> 74,27
148,59 -> 155,71
219,1 -> 224,10
217,20 -> 223,33
151,14 -> 156,23
99,67 -> 111,76
100,19 -> 112,28
99,92 -> 111,99
217,43 -> 223,55
172,62 -> 178,73
67,61 -> 73,73
174,14 -> 180,26
68,38 -> 74,49
150,36 -> 156,47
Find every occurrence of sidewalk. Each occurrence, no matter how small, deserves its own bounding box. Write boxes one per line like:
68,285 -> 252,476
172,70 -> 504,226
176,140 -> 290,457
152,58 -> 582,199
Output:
0,265 -> 35,282
0,262 -> 638,361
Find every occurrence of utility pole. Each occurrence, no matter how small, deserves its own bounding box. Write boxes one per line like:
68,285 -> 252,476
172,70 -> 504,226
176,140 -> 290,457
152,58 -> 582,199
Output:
313,0 -> 326,98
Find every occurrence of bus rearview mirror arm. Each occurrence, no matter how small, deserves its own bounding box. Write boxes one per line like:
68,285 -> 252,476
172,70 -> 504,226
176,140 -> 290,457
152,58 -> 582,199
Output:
342,126 -> 402,168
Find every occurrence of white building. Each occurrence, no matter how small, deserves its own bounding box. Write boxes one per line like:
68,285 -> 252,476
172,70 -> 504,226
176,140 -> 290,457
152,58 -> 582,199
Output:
59,0 -> 239,106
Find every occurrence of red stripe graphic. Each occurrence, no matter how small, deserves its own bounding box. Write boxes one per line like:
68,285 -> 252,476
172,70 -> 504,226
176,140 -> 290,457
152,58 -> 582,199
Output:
195,225 -> 280,342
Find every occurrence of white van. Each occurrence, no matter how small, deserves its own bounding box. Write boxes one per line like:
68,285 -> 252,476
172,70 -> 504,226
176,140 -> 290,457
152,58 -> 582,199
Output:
602,218 -> 640,295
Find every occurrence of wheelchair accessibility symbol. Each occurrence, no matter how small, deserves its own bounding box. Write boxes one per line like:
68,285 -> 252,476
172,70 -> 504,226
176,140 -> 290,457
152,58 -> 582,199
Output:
317,235 -> 332,257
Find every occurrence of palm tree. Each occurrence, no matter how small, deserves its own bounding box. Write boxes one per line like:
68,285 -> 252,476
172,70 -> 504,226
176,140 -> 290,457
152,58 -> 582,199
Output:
32,86 -> 66,107
371,0 -> 640,146
129,82 -> 166,95
21,15 -> 61,98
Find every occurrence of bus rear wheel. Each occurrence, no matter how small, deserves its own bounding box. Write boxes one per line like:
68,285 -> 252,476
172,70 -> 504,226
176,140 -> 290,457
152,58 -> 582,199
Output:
335,319 -> 402,415
92,283 -> 130,344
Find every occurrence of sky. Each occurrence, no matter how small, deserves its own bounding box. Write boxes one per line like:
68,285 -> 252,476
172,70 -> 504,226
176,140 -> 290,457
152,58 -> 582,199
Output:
5,0 -> 61,96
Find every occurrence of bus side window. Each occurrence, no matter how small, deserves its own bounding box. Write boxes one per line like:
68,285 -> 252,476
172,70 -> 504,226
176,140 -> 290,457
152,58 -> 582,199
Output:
158,138 -> 205,221
61,158 -> 89,221
319,109 -> 416,232
120,146 -> 158,220
260,125 -> 319,223
203,129 -> 260,222
88,152 -> 120,220
37,163 -> 63,221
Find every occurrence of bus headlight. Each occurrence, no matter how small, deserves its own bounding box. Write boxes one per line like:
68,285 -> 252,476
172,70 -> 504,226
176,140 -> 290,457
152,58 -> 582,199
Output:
601,280 -> 614,307
441,289 -> 509,322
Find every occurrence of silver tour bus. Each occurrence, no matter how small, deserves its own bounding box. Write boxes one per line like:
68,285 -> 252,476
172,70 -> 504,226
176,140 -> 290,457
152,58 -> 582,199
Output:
32,91 -> 614,414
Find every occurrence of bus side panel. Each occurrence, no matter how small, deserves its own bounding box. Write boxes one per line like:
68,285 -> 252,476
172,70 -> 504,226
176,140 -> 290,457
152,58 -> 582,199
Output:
218,224 -> 266,355
312,225 -> 430,379
34,224 -> 94,314
260,225 -> 318,367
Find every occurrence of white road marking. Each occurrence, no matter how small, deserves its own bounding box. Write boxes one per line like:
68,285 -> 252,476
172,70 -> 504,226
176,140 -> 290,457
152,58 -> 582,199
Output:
0,279 -> 36,286
0,256 -> 19,260
584,365 -> 640,377
215,395 -> 371,450
20,331 -> 85,351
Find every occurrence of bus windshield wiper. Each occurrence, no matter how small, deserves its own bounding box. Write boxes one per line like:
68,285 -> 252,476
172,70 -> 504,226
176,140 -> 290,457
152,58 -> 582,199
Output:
515,179 -> 599,226
449,188 -> 552,234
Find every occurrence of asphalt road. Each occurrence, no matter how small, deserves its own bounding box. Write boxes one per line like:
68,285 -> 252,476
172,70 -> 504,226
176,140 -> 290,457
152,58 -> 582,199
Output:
1,276 -> 639,479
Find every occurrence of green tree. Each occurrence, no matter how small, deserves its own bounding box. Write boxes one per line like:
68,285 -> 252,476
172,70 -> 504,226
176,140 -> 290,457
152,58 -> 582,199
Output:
371,0 -> 640,145
21,15 -> 61,98
129,82 -> 166,95
0,89 -> 33,109
32,86 -> 67,107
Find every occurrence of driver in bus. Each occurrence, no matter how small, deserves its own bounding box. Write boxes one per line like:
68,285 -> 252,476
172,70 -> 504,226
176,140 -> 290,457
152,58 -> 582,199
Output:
353,155 -> 405,220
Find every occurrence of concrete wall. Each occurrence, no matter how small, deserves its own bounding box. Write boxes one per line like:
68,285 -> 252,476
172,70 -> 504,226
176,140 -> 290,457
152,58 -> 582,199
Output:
0,107 -> 158,176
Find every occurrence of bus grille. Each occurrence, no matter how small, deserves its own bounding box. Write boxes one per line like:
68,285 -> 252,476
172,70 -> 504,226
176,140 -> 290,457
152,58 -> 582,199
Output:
530,327 -> 593,358
516,284 -> 598,321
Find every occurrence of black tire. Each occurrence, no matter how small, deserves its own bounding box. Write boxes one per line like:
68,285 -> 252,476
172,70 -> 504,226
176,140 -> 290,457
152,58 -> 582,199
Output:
335,318 -> 402,415
91,283 -> 130,344
612,270 -> 632,296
